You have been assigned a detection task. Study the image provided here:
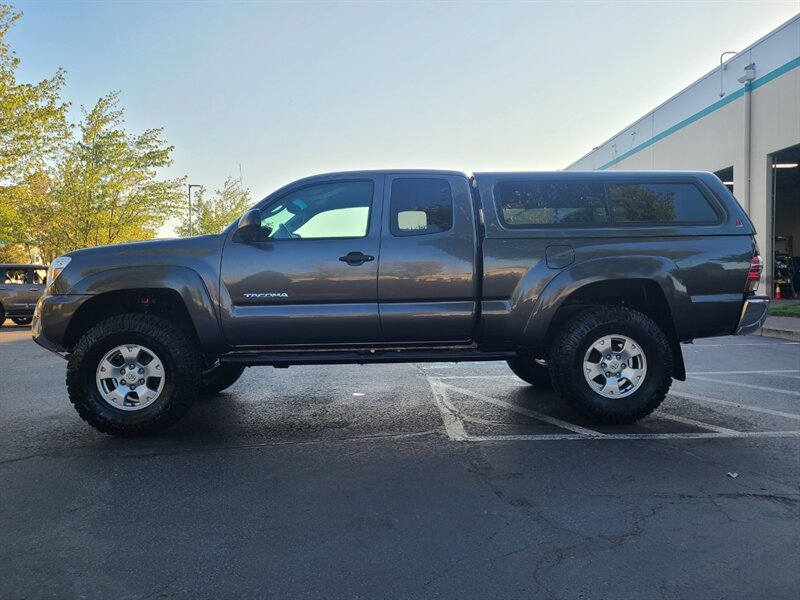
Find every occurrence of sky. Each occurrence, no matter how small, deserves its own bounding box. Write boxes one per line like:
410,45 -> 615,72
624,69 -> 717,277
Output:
9,0 -> 800,235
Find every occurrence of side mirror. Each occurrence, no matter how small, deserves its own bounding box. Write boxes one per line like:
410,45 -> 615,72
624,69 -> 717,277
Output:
236,209 -> 269,243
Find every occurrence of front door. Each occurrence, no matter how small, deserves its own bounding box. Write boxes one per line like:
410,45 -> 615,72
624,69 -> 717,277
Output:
220,176 -> 384,347
25,267 -> 47,308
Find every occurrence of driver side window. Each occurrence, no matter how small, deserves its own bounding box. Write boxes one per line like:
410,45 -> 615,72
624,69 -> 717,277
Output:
260,181 -> 373,240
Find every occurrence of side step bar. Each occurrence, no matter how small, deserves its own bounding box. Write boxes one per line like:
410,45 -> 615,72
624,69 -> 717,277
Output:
220,348 -> 517,368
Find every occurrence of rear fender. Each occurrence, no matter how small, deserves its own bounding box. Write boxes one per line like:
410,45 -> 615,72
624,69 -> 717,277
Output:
520,256 -> 692,347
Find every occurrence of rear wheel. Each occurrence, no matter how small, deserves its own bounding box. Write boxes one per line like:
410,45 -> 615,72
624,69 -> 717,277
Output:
549,306 -> 673,424
200,363 -> 245,395
11,317 -> 32,326
66,314 -> 201,436
506,355 -> 552,388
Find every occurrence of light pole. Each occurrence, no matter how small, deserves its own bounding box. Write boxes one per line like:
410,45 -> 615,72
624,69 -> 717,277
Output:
188,184 -> 201,236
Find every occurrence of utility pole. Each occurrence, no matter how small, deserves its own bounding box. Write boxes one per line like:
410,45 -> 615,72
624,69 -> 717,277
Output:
188,184 -> 201,236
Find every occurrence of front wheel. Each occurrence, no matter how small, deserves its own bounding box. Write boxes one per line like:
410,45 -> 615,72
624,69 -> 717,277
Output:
66,314 -> 201,436
11,317 -> 32,326
549,306 -> 673,425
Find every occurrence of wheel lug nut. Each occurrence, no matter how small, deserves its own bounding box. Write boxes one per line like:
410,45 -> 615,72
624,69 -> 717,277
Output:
621,363 -> 626,369
606,354 -> 611,360
605,372 -> 611,377
601,362 -> 606,367
120,368 -> 125,375
139,379 -> 144,385
616,354 -> 621,360
129,364 -> 135,369
129,384 -> 135,390
138,368 -> 144,374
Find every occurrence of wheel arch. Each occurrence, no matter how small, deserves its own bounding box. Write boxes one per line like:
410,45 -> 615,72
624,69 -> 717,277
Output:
63,266 -> 225,355
520,258 -> 690,380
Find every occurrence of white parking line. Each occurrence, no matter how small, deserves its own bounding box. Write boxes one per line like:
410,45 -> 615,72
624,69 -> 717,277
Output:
435,375 -> 517,379
440,382 -> 603,437
427,378 -> 467,441
690,342 -> 800,347
670,391 -> 800,421
687,375 -> 800,396
466,431 -> 800,442
427,374 -> 800,443
686,370 -> 800,375
655,412 -> 739,434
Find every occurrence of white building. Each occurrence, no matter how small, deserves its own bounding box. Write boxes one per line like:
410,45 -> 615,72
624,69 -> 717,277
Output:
567,14 -> 800,298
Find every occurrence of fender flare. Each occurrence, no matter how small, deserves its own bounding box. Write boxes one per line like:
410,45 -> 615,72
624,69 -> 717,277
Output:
519,256 -> 693,347
66,265 -> 225,355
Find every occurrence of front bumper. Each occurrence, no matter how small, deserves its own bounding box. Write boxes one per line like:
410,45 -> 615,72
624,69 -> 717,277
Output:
32,294 -> 92,355
734,295 -> 769,335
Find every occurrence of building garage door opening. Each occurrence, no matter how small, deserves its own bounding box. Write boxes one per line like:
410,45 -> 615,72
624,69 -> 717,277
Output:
771,143 -> 800,300
714,166 -> 734,195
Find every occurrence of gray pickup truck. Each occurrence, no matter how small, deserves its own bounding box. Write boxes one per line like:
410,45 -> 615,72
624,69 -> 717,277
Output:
33,170 -> 768,436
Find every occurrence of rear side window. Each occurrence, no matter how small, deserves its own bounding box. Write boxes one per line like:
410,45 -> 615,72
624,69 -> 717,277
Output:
390,178 -> 453,237
607,183 -> 718,223
3,268 -> 26,284
494,182 -> 608,227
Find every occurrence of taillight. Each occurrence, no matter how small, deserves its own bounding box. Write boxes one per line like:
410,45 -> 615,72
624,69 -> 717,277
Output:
746,251 -> 763,293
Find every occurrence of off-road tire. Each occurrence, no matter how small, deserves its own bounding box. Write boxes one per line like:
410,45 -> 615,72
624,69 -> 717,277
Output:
200,363 -> 245,395
549,306 -> 673,425
11,317 -> 32,326
66,314 -> 201,437
506,355 -> 552,389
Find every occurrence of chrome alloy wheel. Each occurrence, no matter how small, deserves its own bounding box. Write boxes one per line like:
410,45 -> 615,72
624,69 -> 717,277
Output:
95,344 -> 165,411
582,334 -> 647,399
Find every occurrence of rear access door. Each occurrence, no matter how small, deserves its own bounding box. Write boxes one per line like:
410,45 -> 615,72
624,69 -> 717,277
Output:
378,173 -> 479,343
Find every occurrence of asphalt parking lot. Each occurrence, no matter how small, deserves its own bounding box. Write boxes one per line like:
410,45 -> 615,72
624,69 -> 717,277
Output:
1,325 -> 799,599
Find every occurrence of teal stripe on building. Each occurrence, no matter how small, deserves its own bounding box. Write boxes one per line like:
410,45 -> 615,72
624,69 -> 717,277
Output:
597,56 -> 800,171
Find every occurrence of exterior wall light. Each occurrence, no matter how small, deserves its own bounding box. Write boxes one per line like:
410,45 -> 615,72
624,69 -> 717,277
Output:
738,64 -> 756,84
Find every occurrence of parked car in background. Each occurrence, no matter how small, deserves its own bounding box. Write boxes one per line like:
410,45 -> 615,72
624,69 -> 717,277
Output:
1,264 -> 48,326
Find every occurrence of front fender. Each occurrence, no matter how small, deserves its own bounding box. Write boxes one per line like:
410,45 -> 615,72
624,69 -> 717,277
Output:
66,266 -> 225,355
519,256 -> 692,346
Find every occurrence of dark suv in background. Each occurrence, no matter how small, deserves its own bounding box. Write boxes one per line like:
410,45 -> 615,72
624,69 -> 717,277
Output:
1,264 -> 48,326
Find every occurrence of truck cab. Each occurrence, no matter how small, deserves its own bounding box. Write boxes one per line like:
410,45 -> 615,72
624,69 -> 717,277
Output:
219,171 -> 479,346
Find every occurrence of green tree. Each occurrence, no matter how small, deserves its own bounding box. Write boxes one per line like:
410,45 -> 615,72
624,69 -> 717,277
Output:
46,93 -> 184,254
1,7 -> 186,261
0,4 -> 69,247
177,176 -> 251,236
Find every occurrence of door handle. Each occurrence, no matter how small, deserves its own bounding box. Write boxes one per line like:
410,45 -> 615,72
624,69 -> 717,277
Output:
339,252 -> 375,266
30,287 -> 40,291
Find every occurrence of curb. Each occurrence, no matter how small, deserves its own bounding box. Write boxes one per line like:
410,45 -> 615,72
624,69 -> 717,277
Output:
758,327 -> 800,342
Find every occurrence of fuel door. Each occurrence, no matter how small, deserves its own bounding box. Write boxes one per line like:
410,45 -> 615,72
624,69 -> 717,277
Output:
545,245 -> 575,269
